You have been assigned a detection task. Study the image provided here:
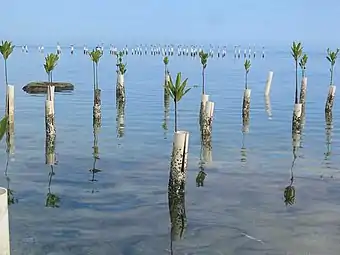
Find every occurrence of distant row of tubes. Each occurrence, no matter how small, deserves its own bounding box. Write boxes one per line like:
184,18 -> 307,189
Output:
19,44 -> 266,58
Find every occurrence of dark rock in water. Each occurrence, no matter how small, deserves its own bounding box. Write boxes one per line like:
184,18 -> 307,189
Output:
22,81 -> 74,94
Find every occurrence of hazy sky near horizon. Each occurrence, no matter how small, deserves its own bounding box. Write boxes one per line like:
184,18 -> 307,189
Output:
1,0 -> 339,48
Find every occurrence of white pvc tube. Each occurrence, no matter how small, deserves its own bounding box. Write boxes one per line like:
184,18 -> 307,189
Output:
7,85 -> 14,125
165,73 -> 170,83
118,73 -> 125,86
47,86 -> 55,115
50,86 -> 55,106
302,77 -> 308,89
299,77 -> 308,104
117,106 -> 125,134
294,103 -> 302,118
45,100 -> 54,120
244,88 -> 251,98
204,101 -> 215,118
201,94 -> 209,104
265,95 -> 272,118
292,132 -> 301,148
0,187 -> 10,255
116,73 -> 125,100
200,94 -> 210,123
47,85 -> 54,102
170,131 -> 189,183
242,124 -> 249,133
264,71 -> 273,96
202,145 -> 212,163
329,85 -> 336,97
242,89 -> 251,122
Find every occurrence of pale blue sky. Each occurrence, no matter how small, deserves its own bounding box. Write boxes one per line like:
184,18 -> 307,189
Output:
1,0 -> 339,48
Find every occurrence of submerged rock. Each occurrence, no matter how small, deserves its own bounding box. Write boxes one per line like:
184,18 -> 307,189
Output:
22,81 -> 74,94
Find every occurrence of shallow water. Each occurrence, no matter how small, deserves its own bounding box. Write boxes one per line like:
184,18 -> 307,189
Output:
1,47 -> 340,254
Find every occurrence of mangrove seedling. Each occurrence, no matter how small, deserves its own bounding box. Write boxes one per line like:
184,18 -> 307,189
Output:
299,53 -> 308,78
44,53 -> 59,84
244,59 -> 251,89
114,51 -> 120,72
291,41 -> 303,104
117,62 -> 127,75
0,41 -> 14,86
163,56 -> 169,75
199,51 -> 209,94
326,48 -> 340,86
298,53 -> 308,107
166,72 -> 192,132
163,57 -> 169,74
116,51 -> 127,75
115,51 -> 125,64
44,53 -> 59,101
89,49 -> 103,90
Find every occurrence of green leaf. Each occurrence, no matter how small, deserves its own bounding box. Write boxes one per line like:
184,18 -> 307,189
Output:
116,51 -> 127,74
299,53 -> 308,70
291,41 -> 303,62
183,87 -> 191,96
244,59 -> 251,72
0,41 -> 14,60
199,50 -> 209,68
89,49 -> 103,64
44,53 -> 59,74
326,48 -> 339,66
0,116 -> 8,141
163,56 -> 169,65
166,72 -> 192,104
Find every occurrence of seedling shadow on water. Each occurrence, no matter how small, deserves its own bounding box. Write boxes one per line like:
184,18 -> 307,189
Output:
264,95 -> 272,119
240,122 -> 249,164
196,166 -> 206,187
5,135 -> 17,206
45,121 -> 59,208
322,115 -> 334,178
116,99 -> 125,138
196,142 -> 208,187
45,165 -> 60,208
28,91 -> 74,97
168,177 -> 187,254
284,133 -> 299,206
0,115 -> 17,205
57,91 -> 74,96
240,131 -> 247,164
284,168 -> 296,206
89,116 -> 102,193
162,87 -> 170,140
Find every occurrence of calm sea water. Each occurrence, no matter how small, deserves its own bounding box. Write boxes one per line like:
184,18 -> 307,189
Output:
1,46 -> 340,255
